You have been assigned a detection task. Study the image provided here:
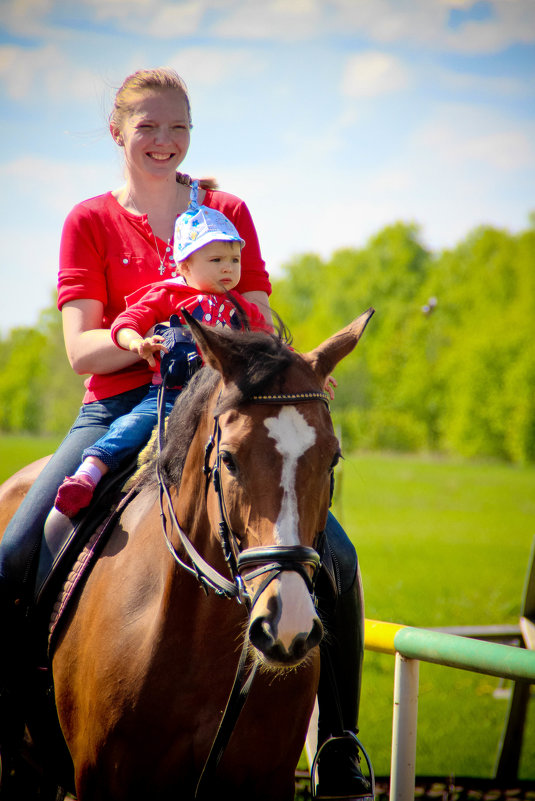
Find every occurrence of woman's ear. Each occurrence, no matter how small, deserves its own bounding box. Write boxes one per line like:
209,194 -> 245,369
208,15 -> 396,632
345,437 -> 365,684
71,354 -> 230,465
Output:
110,124 -> 124,146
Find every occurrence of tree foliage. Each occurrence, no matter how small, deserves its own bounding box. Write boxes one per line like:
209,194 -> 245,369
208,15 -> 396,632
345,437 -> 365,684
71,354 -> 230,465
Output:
271,219 -> 535,464
0,293 -> 84,436
1,220 -> 534,463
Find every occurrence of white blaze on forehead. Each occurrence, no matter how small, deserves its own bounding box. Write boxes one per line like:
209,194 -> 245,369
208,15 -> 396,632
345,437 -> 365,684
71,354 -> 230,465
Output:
264,406 -> 316,545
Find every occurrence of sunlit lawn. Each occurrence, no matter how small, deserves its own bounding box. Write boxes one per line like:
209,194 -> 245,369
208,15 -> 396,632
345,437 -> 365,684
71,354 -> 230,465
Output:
336,452 -> 535,780
2,438 -> 534,782
0,435 -> 61,483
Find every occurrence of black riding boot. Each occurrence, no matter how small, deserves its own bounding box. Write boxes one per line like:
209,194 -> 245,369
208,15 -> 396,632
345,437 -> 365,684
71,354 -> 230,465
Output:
313,515 -> 374,801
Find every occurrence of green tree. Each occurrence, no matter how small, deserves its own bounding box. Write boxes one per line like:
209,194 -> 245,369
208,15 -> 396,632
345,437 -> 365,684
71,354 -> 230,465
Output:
0,327 -> 48,432
0,296 -> 85,435
3,219 -> 534,463
272,219 -> 535,462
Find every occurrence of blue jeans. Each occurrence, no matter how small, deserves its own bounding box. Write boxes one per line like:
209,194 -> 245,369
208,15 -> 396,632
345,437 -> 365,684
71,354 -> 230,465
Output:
0,384 -> 152,596
83,385 -> 180,470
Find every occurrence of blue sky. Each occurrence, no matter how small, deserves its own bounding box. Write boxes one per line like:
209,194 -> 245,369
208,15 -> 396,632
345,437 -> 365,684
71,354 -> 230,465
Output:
1,0 -> 534,334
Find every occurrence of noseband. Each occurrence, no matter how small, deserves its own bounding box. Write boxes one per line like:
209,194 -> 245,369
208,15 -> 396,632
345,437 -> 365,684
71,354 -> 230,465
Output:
157,387 -> 330,610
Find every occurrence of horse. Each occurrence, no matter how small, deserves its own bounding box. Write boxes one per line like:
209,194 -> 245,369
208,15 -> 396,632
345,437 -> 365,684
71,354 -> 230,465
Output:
0,309 -> 373,801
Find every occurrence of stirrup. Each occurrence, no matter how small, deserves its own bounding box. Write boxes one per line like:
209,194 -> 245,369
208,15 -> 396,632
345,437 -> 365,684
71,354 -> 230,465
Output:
311,731 -> 375,801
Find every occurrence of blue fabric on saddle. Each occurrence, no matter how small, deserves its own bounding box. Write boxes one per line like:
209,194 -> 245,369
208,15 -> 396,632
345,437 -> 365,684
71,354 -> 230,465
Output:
156,313 -> 202,388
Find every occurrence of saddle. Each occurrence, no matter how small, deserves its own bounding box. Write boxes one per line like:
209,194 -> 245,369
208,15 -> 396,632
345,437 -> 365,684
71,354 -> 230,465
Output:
34,456 -> 140,645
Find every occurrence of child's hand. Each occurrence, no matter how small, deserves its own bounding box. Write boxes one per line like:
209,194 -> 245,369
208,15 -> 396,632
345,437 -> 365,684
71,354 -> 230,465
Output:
324,375 -> 337,400
130,335 -> 168,367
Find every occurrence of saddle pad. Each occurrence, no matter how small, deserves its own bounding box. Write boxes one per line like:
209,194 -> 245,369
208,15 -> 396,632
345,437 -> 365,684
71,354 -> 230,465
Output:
48,527 -> 107,651
47,487 -> 137,655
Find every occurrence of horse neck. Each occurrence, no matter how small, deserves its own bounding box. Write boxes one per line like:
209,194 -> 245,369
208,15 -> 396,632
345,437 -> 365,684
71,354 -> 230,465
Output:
160,400 -> 245,639
173,402 -> 223,568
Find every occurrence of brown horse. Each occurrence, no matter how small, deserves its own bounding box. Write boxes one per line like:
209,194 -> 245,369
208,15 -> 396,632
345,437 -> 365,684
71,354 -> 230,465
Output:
1,310 -> 373,801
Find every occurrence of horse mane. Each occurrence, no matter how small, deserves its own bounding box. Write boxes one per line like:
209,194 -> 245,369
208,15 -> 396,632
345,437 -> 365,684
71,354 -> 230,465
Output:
139,328 -> 296,490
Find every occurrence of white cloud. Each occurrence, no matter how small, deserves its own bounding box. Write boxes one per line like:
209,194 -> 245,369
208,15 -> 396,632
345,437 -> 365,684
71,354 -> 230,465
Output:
0,44 -> 101,101
414,104 -> 535,171
86,0 -> 205,38
341,51 -> 411,98
436,67 -> 528,97
167,46 -> 265,90
1,0 -> 58,39
0,153 -> 120,333
213,0 -> 324,40
0,155 -> 117,213
3,0 -> 535,53
331,0 -> 535,54
442,0 -> 535,53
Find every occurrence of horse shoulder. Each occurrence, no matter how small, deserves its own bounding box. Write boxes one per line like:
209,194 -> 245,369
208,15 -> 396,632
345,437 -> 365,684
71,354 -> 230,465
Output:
52,485 -> 178,788
0,455 -> 51,537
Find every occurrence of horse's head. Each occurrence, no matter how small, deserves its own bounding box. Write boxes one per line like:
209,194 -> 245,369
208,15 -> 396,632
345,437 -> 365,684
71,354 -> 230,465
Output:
161,309 -> 373,671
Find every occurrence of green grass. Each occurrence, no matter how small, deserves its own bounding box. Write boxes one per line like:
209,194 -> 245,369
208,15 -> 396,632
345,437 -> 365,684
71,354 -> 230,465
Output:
334,452 -> 535,781
1,438 -> 534,782
0,435 -> 62,483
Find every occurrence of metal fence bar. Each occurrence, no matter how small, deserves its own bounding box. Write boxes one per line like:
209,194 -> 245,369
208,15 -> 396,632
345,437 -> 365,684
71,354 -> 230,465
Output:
363,619 -> 535,799
390,654 -> 419,801
364,619 -> 535,681
394,626 -> 535,682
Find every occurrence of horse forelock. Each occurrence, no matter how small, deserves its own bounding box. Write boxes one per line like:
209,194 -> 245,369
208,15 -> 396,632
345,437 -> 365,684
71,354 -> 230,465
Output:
213,329 -> 296,415
141,329 -> 299,489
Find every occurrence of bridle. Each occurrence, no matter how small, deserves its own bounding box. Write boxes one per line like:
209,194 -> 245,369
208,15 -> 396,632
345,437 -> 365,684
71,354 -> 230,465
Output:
156,385 -> 331,610
155,382 -> 331,798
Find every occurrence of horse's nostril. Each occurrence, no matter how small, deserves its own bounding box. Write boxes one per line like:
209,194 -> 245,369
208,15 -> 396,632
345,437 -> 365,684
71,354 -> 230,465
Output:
249,615 -> 275,652
291,617 -> 323,659
291,633 -> 308,661
307,617 -> 324,649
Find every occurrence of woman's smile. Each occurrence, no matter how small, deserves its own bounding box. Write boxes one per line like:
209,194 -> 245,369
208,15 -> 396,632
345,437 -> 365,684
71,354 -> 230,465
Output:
119,88 -> 191,177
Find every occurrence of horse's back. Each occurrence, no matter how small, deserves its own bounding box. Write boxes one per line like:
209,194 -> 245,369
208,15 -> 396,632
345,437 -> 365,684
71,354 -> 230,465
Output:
0,456 -> 50,537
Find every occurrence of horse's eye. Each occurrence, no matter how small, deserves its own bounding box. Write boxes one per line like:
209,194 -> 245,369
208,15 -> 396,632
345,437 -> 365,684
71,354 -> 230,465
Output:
330,452 -> 342,471
220,451 -> 238,474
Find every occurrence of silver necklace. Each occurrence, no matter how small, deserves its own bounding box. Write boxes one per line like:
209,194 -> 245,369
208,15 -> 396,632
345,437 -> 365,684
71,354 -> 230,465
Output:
128,192 -> 173,276
152,234 -> 170,276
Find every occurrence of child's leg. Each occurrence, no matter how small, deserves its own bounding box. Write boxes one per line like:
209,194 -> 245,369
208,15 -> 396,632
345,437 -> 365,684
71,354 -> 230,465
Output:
53,387 -> 180,519
54,456 -> 108,518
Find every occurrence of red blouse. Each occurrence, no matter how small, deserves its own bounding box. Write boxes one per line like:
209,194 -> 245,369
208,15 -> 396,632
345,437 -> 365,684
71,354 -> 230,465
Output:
58,189 -> 271,402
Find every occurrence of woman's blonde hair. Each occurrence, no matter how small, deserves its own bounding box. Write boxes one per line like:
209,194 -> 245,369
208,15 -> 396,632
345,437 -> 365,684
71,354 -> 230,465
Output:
110,68 -> 192,133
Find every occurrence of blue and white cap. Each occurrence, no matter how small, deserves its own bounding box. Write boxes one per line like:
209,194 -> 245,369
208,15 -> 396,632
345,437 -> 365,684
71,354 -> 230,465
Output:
173,180 -> 245,263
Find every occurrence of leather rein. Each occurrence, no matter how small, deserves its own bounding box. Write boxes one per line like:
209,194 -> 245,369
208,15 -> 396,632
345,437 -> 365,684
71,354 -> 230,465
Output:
155,382 -> 331,798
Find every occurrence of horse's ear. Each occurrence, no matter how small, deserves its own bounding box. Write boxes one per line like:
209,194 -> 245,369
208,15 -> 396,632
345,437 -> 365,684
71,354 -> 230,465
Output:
182,309 -> 236,377
303,308 -> 374,383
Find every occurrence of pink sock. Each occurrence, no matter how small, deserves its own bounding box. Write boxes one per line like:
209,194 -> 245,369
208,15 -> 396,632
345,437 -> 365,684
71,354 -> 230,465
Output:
74,461 -> 103,488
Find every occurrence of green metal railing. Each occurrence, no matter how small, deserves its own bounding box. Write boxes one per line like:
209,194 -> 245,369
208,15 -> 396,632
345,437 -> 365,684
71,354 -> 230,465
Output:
363,618 -> 535,800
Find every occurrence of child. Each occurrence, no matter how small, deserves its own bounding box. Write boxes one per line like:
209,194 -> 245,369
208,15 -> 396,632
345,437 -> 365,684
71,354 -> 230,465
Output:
52,181 -> 271,518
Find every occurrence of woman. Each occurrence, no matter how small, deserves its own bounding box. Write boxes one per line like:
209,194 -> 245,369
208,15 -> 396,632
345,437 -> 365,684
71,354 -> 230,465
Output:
0,68 -> 372,800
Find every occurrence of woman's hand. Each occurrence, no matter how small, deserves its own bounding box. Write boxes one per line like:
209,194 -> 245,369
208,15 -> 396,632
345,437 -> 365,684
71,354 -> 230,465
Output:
324,375 -> 337,401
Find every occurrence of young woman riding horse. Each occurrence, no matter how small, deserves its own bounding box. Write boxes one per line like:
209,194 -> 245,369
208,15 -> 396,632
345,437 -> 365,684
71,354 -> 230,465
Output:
0,68 -> 372,800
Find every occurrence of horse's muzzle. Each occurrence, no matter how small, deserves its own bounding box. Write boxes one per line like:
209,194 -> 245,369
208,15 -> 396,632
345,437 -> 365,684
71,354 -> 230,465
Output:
249,611 -> 324,666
